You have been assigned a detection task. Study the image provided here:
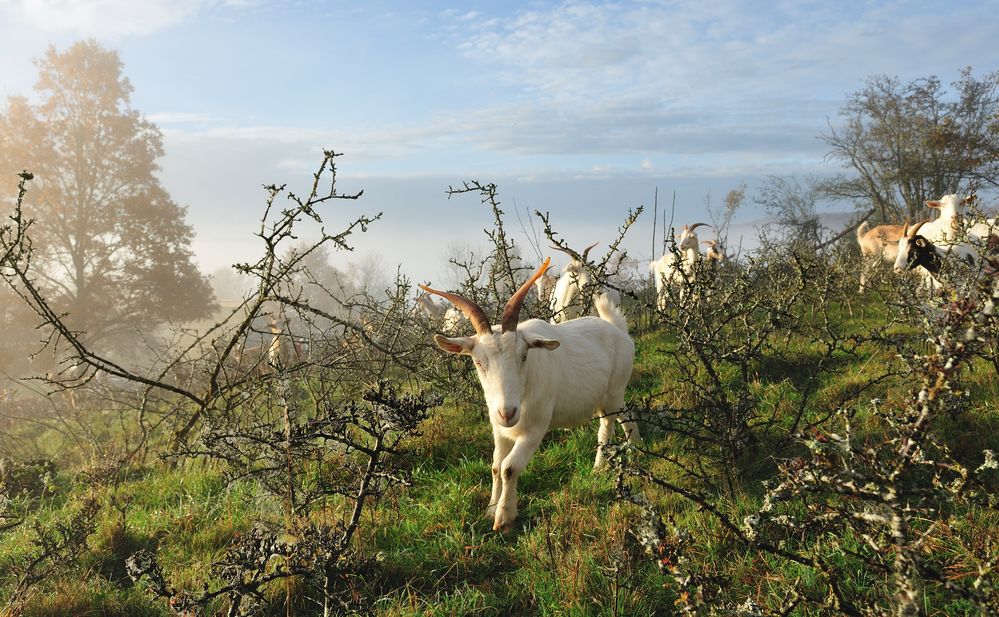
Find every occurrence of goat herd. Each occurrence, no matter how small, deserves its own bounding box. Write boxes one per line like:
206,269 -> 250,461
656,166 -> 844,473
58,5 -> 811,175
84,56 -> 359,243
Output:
857,193 -> 997,291
412,193 -> 995,531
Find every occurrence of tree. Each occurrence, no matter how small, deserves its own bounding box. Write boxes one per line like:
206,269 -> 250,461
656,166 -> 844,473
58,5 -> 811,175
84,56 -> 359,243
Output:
820,68 -> 999,222
280,241 -> 355,324
0,40 -> 214,353
756,175 -> 824,251
0,283 -> 41,381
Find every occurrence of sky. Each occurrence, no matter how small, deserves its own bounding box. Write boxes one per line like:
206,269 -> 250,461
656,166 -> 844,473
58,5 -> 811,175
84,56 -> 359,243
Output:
2,0 -> 998,289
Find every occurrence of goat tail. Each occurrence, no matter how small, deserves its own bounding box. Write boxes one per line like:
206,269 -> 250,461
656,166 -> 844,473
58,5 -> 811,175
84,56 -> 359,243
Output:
856,221 -> 870,243
595,293 -> 628,333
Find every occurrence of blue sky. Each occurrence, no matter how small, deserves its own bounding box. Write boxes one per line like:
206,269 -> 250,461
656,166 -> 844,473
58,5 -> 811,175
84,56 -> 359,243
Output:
2,0 -> 998,287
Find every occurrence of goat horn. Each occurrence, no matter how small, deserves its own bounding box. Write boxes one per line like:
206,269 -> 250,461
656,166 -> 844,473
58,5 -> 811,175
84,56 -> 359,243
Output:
501,257 -> 551,333
581,242 -> 599,262
686,223 -> 709,232
909,219 -> 930,238
418,284 -> 492,336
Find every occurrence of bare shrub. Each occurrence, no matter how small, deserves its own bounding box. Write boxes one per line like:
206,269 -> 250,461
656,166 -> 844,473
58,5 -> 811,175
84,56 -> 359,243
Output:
616,240 -> 999,615
1,152 -> 444,614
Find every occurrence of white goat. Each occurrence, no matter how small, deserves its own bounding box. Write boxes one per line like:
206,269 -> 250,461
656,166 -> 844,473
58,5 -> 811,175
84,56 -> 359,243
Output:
266,313 -> 307,370
649,223 -> 708,310
702,239 -> 726,264
415,293 -> 448,321
422,258 -> 640,532
855,221 -> 905,292
916,194 -> 968,245
900,195 -> 995,288
893,219 -> 980,287
418,291 -> 468,332
442,306 -> 467,333
534,265 -> 557,305
549,243 -> 620,323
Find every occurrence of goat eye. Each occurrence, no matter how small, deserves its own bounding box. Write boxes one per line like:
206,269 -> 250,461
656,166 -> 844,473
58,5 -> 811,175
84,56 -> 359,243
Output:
521,354 -> 528,363
916,239 -> 926,247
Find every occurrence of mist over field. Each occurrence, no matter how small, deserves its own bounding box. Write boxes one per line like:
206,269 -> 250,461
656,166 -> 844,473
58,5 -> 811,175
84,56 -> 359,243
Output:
1,2 -> 999,615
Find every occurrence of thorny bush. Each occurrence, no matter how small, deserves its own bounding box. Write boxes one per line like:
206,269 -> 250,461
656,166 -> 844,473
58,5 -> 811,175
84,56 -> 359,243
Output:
617,233 -> 999,615
4,149 -> 998,615
1,153 -> 445,614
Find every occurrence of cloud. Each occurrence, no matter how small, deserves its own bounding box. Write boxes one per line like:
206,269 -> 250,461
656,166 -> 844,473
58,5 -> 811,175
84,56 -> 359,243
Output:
447,0 -> 998,106
145,111 -> 218,125
5,0 -> 210,37
414,0 -> 999,180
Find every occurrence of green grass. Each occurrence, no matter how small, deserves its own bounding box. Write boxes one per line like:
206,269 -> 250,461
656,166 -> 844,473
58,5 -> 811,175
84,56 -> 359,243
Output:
1,288 -> 998,615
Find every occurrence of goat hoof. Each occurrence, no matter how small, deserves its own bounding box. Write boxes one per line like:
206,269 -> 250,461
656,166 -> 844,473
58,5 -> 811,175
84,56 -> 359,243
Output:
493,510 -> 516,532
492,519 -> 514,533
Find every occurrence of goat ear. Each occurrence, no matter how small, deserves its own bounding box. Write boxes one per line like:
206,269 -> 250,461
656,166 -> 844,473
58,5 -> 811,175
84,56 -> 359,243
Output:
526,336 -> 560,351
926,200 -> 941,208
433,334 -> 474,355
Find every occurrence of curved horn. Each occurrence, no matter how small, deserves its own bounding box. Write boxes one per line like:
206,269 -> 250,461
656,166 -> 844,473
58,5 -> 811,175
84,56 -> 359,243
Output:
581,242 -> 599,262
686,223 -> 709,232
418,284 -> 492,336
909,219 -> 930,238
501,257 -> 551,332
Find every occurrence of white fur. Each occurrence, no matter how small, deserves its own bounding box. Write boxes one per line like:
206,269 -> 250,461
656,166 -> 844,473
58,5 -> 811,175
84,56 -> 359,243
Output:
266,315 -> 307,369
650,224 -> 704,310
898,195 -> 994,288
549,260 -> 621,323
703,239 -> 725,264
442,306 -> 467,332
534,269 -> 557,305
893,226 -> 979,287
433,294 -> 639,531
966,217 -> 999,242
415,293 -> 447,320
916,194 -> 966,246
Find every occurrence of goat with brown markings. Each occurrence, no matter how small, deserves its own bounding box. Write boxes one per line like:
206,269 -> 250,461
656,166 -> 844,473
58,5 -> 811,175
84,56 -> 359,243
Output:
856,220 -> 905,292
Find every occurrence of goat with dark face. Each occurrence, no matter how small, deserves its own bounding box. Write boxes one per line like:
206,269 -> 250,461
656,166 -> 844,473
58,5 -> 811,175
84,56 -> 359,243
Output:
894,220 -> 978,280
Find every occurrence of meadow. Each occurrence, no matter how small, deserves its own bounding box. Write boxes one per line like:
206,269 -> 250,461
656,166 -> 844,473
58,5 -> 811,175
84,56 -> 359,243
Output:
1,158 -> 997,616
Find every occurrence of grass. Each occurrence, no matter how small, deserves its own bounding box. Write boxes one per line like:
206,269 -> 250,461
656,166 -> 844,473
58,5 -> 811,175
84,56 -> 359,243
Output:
1,286 -> 997,615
